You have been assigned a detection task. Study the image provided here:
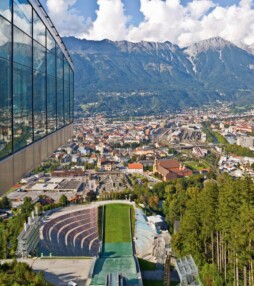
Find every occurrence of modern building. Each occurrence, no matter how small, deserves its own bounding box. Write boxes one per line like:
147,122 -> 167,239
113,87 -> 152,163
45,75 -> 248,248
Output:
175,255 -> 200,286
0,0 -> 74,194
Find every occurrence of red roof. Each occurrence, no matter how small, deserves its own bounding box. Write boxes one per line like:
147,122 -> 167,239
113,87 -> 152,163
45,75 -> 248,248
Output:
159,159 -> 180,169
128,163 -> 143,170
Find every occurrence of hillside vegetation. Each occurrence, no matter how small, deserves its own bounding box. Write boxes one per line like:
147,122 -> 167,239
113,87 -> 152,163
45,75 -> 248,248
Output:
0,260 -> 52,286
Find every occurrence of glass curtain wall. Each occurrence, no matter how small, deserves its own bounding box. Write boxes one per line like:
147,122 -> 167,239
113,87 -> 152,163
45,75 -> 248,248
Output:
46,31 -> 56,134
0,12 -> 12,158
0,0 -> 74,160
33,11 -> 46,141
57,47 -> 64,129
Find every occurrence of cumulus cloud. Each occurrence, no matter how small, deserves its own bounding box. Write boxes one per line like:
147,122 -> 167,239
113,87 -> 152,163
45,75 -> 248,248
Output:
45,0 -> 88,38
127,0 -> 254,47
82,0 -> 129,41
45,0 -> 254,47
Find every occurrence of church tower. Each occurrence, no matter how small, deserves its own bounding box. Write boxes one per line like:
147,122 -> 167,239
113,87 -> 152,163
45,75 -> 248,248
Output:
153,157 -> 159,173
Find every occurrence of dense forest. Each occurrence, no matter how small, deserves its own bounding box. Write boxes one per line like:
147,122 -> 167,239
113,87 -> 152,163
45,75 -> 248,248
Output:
163,174 -> 254,286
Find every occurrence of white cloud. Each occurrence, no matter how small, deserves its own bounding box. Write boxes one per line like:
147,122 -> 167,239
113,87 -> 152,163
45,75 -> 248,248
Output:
127,0 -> 217,46
127,0 -> 254,47
45,0 -> 254,47
45,0 -> 88,38
82,0 -> 129,41
187,0 -> 215,19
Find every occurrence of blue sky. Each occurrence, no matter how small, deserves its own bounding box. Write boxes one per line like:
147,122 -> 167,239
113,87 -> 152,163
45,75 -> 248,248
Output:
40,0 -> 144,25
40,0 -> 254,47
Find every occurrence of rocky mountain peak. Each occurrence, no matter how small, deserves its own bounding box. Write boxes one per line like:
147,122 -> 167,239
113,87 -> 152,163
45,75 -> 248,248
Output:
185,37 -> 233,57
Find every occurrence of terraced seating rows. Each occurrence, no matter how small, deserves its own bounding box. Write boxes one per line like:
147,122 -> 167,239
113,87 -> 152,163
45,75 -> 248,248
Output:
40,208 -> 100,257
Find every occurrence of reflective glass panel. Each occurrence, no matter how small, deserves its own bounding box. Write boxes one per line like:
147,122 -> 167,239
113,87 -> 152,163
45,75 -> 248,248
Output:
13,63 -> 33,151
64,81 -> 70,124
13,26 -> 32,67
0,17 -> 12,159
0,0 -> 12,21
34,71 -> 46,141
56,44 -> 62,58
13,0 -> 32,36
47,30 -> 55,53
47,75 -> 57,133
34,41 -> 46,73
64,58 -> 70,124
47,49 -> 56,133
70,69 -> 74,122
57,55 -> 64,128
33,12 -> 45,47
0,58 -> 12,159
0,16 -> 11,61
47,50 -> 55,76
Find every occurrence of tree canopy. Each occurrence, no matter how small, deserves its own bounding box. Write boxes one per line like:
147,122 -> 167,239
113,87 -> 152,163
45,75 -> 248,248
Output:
163,174 -> 254,286
0,260 -> 52,285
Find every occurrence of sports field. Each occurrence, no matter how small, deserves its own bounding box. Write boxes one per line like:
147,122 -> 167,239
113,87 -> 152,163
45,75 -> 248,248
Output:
104,203 -> 131,243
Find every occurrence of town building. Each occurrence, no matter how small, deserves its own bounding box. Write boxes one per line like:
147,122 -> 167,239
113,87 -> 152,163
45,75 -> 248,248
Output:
237,136 -> 254,149
127,163 -> 144,174
153,159 -> 192,181
0,0 -> 74,194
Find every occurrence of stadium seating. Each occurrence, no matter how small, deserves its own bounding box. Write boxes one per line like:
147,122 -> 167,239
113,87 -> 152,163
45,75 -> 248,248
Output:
40,208 -> 100,257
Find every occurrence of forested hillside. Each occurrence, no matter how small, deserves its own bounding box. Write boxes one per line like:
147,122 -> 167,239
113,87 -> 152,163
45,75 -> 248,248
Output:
163,174 -> 254,285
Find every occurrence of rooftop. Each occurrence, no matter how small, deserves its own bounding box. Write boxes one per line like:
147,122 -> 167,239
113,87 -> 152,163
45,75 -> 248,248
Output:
128,163 -> 143,169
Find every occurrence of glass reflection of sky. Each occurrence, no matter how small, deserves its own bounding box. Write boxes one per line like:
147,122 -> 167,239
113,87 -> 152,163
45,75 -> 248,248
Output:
0,17 -> 11,60
34,12 -> 46,46
0,0 -> 12,21
13,0 -> 32,36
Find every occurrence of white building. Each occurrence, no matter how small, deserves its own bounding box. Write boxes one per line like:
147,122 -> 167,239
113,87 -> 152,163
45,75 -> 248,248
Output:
127,163 -> 144,174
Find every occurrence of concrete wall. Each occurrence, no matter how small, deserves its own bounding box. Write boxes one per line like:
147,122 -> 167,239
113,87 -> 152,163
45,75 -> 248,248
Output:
0,124 -> 73,195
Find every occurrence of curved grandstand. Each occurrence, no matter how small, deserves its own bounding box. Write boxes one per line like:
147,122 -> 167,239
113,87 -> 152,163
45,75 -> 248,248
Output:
40,207 -> 100,257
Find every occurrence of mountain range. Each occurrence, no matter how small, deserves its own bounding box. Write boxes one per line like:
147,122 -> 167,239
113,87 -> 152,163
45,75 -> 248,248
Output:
63,36 -> 254,116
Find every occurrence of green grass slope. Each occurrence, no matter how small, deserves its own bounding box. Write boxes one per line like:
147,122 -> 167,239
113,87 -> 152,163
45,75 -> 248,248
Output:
104,204 -> 131,243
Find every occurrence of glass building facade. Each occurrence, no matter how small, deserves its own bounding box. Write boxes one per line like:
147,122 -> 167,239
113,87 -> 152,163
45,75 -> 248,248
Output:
0,0 -> 74,161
